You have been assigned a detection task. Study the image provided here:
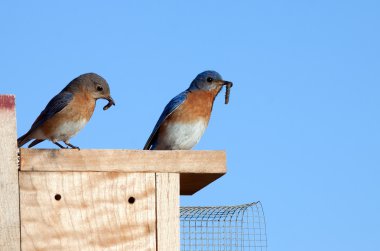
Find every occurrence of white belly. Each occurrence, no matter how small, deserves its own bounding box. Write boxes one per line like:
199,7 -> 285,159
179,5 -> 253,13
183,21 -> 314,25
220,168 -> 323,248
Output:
52,119 -> 88,142
159,119 -> 208,150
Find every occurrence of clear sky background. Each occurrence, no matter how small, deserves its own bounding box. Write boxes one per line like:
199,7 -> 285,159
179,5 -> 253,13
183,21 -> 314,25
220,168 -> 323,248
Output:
1,1 -> 379,250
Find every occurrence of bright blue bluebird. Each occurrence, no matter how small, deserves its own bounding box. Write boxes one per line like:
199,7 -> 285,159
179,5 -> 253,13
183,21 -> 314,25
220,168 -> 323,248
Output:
144,70 -> 233,150
17,73 -> 115,149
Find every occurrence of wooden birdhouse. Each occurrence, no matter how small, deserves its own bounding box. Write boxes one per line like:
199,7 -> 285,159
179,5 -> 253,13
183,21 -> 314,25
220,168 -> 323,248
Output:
0,95 -> 226,251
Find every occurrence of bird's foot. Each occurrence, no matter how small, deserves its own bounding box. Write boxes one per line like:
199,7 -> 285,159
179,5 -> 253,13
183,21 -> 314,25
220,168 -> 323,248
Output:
54,142 -> 67,149
65,142 -> 80,150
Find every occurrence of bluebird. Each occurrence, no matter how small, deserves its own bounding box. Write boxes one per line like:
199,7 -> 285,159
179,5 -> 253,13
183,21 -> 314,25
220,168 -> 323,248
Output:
17,73 -> 115,149
144,70 -> 233,150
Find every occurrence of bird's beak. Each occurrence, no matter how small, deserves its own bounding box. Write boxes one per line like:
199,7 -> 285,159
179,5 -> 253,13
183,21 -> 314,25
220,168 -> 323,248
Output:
223,81 -> 233,87
103,96 -> 116,111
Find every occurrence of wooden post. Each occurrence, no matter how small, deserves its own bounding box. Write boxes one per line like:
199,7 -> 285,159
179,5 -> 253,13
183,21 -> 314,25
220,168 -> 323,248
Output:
156,173 -> 180,250
0,95 -> 20,250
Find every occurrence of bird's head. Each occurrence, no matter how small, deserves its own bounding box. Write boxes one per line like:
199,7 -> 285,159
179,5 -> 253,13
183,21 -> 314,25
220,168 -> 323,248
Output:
73,73 -> 116,110
188,71 -> 233,96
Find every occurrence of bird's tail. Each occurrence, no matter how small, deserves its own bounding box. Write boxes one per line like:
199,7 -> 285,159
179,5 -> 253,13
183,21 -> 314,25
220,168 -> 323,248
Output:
28,139 -> 45,148
17,133 -> 32,148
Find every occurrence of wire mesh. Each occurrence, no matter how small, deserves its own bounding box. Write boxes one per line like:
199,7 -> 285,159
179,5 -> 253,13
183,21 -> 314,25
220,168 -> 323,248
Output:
180,201 -> 267,251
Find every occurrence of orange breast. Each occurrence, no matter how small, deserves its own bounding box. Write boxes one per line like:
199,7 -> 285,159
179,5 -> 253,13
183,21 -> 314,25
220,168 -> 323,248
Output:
168,90 -> 214,124
40,92 -> 96,138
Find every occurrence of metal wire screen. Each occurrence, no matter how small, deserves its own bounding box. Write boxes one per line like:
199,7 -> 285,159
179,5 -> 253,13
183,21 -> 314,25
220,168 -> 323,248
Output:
180,202 -> 267,251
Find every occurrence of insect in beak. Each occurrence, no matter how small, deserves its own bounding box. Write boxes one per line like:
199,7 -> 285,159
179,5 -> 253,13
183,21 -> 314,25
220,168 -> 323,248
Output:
223,81 -> 233,104
103,96 -> 116,110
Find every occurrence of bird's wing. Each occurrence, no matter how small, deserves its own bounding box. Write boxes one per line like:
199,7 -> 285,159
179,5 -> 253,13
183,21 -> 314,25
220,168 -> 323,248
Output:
143,91 -> 189,150
17,91 -> 73,147
29,91 -> 74,131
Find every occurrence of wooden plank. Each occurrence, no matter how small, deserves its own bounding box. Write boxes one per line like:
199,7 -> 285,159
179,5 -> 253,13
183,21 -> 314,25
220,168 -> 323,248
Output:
156,173 -> 179,251
20,149 -> 226,173
20,149 -> 227,195
20,172 -> 156,251
0,95 -> 21,250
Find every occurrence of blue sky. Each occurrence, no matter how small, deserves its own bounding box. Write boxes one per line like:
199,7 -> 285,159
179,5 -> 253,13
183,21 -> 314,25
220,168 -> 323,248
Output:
1,1 -> 379,250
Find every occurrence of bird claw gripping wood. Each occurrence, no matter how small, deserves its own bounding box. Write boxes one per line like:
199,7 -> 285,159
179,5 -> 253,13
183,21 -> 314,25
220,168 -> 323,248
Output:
224,82 -> 233,104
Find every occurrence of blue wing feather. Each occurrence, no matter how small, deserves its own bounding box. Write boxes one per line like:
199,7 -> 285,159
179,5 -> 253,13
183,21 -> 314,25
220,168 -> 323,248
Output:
143,91 -> 188,150
30,91 -> 73,131
17,91 -> 73,147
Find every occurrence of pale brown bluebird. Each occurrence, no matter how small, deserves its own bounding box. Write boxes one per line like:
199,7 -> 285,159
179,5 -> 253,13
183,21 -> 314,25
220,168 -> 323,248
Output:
144,70 -> 233,150
17,73 -> 115,149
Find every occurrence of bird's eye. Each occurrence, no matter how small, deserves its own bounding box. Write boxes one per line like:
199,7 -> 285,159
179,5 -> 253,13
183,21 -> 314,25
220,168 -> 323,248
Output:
97,86 -> 103,92
206,77 -> 213,83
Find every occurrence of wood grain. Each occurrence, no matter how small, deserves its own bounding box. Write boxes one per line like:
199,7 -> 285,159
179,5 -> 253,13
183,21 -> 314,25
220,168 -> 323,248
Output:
156,173 -> 179,251
20,172 -> 156,251
0,95 -> 21,250
20,149 -> 227,195
20,149 -> 226,173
